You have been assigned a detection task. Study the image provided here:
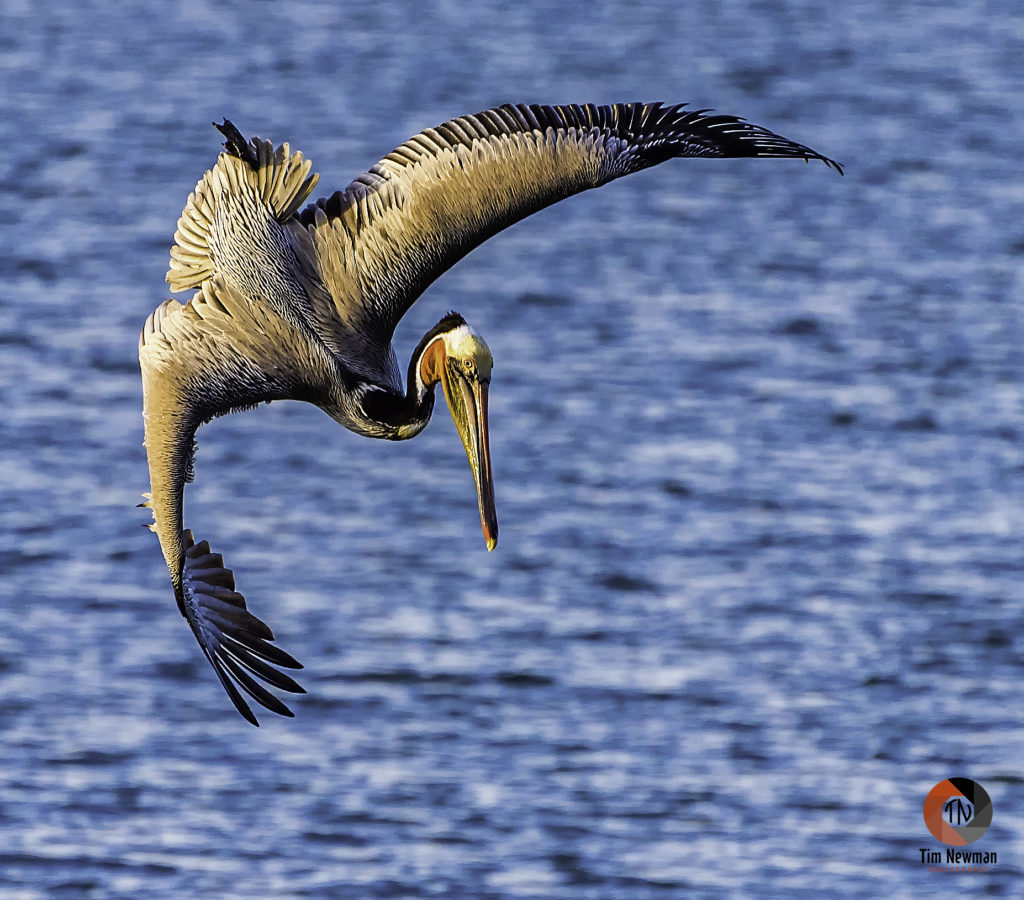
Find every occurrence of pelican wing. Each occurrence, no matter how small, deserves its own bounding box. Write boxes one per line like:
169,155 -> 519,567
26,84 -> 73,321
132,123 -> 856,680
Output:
166,121 -> 319,296
167,121 -> 404,379
298,102 -> 842,344
139,276 -> 332,724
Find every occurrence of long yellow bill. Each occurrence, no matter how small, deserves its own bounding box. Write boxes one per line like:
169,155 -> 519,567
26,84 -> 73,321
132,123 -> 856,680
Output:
443,370 -> 497,551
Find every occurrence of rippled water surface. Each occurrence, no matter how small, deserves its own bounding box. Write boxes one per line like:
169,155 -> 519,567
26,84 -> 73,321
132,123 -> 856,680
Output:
1,0 -> 1022,896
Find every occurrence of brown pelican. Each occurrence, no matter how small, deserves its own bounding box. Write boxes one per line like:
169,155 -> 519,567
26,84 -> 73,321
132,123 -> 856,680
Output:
139,102 -> 841,724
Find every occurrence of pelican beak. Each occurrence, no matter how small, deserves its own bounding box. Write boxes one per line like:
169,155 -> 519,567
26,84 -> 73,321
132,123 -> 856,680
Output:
442,367 -> 497,551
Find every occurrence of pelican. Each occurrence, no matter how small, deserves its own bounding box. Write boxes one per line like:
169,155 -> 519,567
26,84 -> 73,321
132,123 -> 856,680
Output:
139,102 -> 841,724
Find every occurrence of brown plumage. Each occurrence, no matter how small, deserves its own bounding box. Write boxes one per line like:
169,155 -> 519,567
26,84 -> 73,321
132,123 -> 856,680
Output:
140,102 -> 841,724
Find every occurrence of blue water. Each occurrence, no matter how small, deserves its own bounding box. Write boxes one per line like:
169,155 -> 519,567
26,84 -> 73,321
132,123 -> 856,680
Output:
1,0 -> 1021,896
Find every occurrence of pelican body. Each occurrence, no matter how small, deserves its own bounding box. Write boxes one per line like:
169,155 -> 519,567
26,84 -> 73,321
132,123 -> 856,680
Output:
139,102 -> 840,724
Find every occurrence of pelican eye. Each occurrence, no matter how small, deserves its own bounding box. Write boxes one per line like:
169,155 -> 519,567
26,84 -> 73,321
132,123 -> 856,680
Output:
463,358 -> 475,374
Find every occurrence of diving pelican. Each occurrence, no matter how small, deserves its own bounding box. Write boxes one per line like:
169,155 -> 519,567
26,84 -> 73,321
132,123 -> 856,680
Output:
139,102 -> 841,724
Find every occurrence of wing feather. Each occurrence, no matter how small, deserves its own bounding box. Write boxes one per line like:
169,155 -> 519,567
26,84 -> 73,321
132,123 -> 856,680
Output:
166,125 -> 319,295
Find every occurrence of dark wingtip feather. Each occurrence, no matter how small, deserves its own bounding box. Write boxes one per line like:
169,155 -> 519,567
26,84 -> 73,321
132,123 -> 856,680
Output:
180,531 -> 305,725
213,119 -> 259,169
824,157 -> 845,175
656,107 -> 843,172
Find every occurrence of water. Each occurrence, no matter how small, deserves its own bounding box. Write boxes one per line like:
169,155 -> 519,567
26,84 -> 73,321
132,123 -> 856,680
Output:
1,0 -> 1021,896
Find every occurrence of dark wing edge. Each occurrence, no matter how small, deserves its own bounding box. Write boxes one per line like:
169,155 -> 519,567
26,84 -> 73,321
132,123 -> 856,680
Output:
181,531 -> 305,726
638,104 -> 843,172
302,103 -> 842,221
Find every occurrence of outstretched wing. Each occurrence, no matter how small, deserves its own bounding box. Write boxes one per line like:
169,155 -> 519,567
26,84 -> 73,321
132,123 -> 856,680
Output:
139,276 -> 335,724
297,102 -> 842,346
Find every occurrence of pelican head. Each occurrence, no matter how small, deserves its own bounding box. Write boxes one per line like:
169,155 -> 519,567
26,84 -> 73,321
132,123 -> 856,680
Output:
415,313 -> 497,551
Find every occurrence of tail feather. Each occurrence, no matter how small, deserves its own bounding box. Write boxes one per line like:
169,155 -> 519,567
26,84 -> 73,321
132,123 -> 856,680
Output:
180,530 -> 304,725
